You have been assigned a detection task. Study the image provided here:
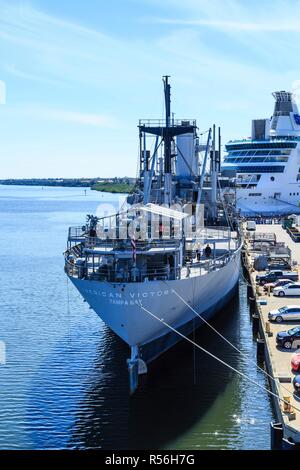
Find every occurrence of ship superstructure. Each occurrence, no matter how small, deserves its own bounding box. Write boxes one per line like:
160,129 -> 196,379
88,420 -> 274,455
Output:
222,91 -> 300,216
64,77 -> 241,393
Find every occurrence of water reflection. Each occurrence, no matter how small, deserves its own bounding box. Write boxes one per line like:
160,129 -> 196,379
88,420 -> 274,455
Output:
67,282 -> 273,449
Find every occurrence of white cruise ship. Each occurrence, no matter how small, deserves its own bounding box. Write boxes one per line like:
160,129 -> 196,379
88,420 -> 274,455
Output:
222,91 -> 300,216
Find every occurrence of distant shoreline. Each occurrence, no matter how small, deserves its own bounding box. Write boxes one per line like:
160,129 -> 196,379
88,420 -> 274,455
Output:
0,178 -> 135,194
91,182 -> 134,194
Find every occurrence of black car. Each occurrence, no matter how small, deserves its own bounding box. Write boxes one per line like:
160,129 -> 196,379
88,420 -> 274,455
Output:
276,327 -> 300,349
293,375 -> 300,394
256,270 -> 298,286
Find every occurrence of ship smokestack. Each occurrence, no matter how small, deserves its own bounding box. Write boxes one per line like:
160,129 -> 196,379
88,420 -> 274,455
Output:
270,90 -> 300,135
272,91 -> 295,116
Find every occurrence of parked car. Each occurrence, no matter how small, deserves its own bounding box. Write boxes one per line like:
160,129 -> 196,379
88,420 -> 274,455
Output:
273,283 -> 300,297
267,259 -> 291,271
293,375 -> 300,393
276,326 -> 300,349
263,279 -> 294,292
256,270 -> 298,286
268,305 -> 300,323
246,220 -> 256,231
291,352 -> 300,371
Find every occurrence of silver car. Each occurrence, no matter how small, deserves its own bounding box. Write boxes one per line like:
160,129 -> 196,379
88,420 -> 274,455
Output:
273,283 -> 300,297
268,305 -> 300,323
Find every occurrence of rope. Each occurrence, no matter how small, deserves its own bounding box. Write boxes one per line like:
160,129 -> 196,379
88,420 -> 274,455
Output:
214,177 -> 254,288
217,177 -> 233,230
136,300 -> 300,413
191,264 -> 197,384
169,285 -> 295,398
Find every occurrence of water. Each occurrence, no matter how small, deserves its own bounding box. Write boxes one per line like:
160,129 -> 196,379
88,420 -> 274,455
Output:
0,185 -> 274,450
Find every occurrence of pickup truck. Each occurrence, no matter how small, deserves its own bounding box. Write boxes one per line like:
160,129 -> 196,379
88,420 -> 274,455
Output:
256,270 -> 299,286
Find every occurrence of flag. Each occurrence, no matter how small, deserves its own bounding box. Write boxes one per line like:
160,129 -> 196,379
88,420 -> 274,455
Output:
131,238 -> 136,262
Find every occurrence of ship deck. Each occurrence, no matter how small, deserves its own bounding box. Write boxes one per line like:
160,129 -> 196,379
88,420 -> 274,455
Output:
65,228 -> 239,283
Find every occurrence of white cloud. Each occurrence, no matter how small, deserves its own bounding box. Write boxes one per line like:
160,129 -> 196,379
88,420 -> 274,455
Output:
0,1 -> 154,88
5,64 -> 63,86
149,17 -> 300,32
1,0 -> 300,178
142,0 -> 300,39
6,105 -> 117,128
39,109 -> 116,127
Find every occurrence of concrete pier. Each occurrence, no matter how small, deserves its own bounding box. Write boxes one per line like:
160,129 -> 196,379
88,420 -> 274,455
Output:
243,223 -> 300,448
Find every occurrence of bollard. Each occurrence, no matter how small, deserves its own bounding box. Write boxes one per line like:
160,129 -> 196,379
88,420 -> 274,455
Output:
283,396 -> 292,413
265,321 -> 273,337
256,285 -> 261,297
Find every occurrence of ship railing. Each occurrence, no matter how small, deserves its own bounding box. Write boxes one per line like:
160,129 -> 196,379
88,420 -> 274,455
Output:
68,226 -> 234,251
64,259 -> 181,282
184,249 -> 237,275
195,226 -> 232,241
139,119 -> 196,128
68,226 -> 87,240
64,243 -> 240,282
68,221 -> 233,240
90,266 -> 181,283
83,232 -> 233,250
83,237 -> 181,251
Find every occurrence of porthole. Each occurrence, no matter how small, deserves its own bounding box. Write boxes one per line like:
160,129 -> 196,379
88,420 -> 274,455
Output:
270,176 -> 275,181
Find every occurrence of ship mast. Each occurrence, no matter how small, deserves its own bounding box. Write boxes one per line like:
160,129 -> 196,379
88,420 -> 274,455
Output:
163,75 -> 172,204
138,76 -> 196,206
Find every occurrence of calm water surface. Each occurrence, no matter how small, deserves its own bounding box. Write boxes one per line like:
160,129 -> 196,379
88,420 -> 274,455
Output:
0,185 -> 274,449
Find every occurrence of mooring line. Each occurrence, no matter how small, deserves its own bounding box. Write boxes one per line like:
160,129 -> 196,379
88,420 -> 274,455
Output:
170,285 -> 294,397
136,300 -> 300,413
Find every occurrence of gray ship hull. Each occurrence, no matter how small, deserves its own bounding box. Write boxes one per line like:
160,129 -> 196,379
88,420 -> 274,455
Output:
139,282 -> 238,365
70,247 -> 241,364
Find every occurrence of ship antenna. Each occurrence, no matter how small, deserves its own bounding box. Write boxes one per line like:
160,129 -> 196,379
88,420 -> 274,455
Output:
163,75 -> 171,128
163,75 -> 172,203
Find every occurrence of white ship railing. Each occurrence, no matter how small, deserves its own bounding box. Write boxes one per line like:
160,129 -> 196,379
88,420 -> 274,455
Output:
68,225 -> 232,245
64,243 -> 240,283
139,119 -> 196,127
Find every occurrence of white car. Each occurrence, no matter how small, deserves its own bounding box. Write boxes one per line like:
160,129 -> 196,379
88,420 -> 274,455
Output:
268,305 -> 300,323
273,283 -> 300,297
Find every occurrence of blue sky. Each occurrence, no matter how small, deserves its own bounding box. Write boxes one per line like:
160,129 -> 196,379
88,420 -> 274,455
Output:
1,0 -> 300,178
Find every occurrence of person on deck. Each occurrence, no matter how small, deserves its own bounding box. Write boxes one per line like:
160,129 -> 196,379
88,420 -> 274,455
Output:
159,221 -> 164,239
204,244 -> 212,260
